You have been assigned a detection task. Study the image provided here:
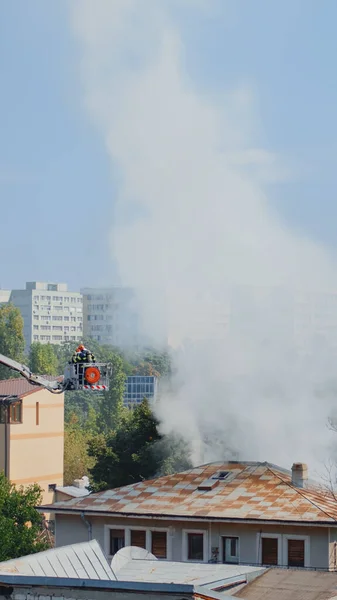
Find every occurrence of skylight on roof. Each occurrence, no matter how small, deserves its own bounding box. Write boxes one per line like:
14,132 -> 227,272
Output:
212,471 -> 230,480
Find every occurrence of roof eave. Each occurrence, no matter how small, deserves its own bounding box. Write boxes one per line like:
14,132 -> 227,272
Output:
39,507 -> 337,527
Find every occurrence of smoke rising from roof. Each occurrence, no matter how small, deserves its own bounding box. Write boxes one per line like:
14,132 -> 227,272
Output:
71,0 -> 337,475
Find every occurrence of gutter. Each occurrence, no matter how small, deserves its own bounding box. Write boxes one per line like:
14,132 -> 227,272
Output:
81,511 -> 92,541
0,574 -> 201,595
38,507 -> 337,528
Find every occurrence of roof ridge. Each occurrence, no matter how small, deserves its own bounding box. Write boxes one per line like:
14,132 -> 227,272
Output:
266,465 -> 337,522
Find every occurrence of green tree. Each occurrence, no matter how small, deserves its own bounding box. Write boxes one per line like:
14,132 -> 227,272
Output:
0,472 -> 50,560
0,304 -> 25,380
143,349 -> 172,377
63,415 -> 95,486
133,361 -> 160,378
98,353 -> 128,433
29,342 -> 58,375
89,399 -> 161,490
89,399 -> 192,491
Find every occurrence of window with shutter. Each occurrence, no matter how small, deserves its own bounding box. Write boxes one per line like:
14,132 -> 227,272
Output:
151,531 -> 167,558
261,537 -> 278,565
131,529 -> 146,548
288,539 -> 305,567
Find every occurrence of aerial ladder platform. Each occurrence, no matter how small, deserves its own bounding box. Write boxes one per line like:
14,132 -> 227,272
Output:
0,353 -> 112,394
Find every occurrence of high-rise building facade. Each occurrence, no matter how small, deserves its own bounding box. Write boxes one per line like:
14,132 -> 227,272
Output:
10,282 -> 83,350
81,287 -> 142,348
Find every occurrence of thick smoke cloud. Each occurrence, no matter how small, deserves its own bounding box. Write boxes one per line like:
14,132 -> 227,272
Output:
71,0 -> 337,476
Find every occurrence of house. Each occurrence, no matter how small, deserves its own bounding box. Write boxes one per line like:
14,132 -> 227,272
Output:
0,378 -> 64,506
40,461 -> 337,570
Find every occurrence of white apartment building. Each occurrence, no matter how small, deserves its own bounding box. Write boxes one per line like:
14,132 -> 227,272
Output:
81,287 -> 142,348
10,282 -> 83,350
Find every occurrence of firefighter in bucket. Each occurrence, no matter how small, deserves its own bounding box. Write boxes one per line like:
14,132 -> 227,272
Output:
71,344 -> 101,386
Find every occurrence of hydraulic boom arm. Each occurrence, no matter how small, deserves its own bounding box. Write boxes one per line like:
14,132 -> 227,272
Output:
0,353 -> 64,394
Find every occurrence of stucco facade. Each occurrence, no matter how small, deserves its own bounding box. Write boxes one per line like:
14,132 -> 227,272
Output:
53,513 -> 335,570
0,381 -> 64,506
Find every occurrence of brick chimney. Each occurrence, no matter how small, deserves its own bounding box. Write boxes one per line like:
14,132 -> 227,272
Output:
291,463 -> 308,488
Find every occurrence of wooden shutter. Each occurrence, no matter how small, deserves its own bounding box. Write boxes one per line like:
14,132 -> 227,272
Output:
261,537 -> 278,565
288,539 -> 305,567
151,531 -> 167,558
131,530 -> 146,548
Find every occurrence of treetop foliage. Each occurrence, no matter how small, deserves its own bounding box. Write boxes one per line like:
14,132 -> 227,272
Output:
0,472 -> 50,560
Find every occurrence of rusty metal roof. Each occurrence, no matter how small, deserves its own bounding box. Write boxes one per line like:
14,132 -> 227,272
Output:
41,461 -> 337,524
233,567 -> 337,600
0,376 -> 62,398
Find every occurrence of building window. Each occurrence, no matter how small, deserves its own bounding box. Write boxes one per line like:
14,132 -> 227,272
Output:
10,401 -> 22,424
48,483 -> 56,492
151,531 -> 167,559
187,533 -> 204,561
283,535 -> 309,568
105,526 -> 171,560
110,529 -> 125,556
222,537 -> 239,564
36,402 -> 39,426
261,537 -> 279,566
287,539 -> 304,567
131,529 -> 146,548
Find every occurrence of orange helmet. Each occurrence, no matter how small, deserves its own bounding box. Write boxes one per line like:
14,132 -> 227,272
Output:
77,344 -> 85,352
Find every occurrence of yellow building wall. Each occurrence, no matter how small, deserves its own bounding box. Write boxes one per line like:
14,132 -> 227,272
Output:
9,388 -> 64,506
0,423 -> 5,473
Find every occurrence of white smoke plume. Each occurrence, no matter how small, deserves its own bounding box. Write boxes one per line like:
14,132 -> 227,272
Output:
70,0 -> 337,476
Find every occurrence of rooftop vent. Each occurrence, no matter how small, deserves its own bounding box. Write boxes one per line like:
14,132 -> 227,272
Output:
198,478 -> 220,491
291,463 -> 308,488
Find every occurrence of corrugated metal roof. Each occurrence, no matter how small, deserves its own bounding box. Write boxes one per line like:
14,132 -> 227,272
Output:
113,557 -> 265,589
233,568 -> 337,600
41,461 -> 337,524
0,376 -> 62,398
0,540 -> 115,580
56,485 -> 91,498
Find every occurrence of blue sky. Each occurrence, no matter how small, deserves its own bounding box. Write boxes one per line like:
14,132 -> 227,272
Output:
1,0 -> 337,291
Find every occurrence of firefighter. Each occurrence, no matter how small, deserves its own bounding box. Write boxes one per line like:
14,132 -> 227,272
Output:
71,345 -> 95,363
